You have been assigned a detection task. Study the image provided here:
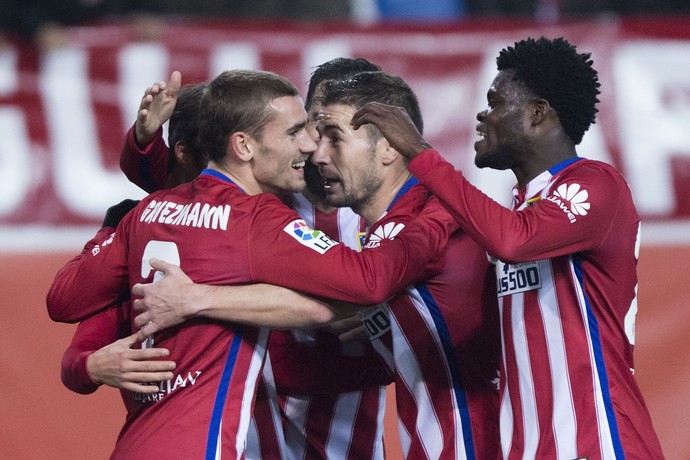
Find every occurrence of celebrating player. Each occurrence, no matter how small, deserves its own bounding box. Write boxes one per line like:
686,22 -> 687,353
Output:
47,69 -> 456,459
351,36 -> 664,459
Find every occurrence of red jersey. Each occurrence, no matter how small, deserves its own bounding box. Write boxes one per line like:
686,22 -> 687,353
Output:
106,126 -> 389,459
119,124 -> 170,194
360,178 -> 501,460
47,170 -> 454,459
409,150 -> 664,460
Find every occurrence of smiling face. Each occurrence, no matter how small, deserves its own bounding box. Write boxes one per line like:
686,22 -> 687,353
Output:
311,103 -> 384,211
250,95 -> 317,194
474,70 -> 533,171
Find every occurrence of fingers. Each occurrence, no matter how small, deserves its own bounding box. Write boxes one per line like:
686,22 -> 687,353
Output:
122,382 -> 162,394
351,102 -> 384,129
131,283 -> 146,298
135,320 -> 162,342
121,331 -> 143,348
168,70 -> 182,93
339,324 -> 369,343
120,363 -> 175,393
148,257 -> 176,274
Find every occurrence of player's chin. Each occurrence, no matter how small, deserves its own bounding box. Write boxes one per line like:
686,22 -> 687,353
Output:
288,176 -> 307,193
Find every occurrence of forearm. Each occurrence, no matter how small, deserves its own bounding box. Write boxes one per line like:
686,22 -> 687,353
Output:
188,283 -> 336,328
409,150 -> 611,262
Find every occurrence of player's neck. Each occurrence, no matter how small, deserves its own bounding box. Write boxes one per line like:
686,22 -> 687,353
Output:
358,170 -> 412,227
208,161 -> 263,195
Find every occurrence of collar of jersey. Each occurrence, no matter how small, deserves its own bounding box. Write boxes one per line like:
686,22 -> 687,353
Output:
201,168 -> 244,193
549,156 -> 583,175
386,176 -> 420,212
514,157 -> 585,210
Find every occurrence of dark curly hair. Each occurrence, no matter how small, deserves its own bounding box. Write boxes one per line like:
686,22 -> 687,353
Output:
496,37 -> 600,145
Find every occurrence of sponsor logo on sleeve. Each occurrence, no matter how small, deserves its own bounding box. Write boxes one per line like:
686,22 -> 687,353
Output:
546,183 -> 590,223
283,219 -> 338,254
363,222 -> 405,249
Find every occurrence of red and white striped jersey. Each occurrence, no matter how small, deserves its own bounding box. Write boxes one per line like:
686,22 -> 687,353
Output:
409,150 -> 665,460
361,178 -> 501,460
280,388 -> 387,459
261,193 -> 391,460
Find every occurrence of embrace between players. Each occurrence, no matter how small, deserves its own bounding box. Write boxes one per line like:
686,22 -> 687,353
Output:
47,37 -> 664,460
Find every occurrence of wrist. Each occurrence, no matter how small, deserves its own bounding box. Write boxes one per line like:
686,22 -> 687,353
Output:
134,127 -> 156,148
85,354 -> 103,386
411,141 -> 432,159
184,283 -> 211,319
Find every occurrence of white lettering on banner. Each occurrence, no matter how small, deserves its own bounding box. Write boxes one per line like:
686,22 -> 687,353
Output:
614,40 -> 690,216
0,48 -> 18,95
0,108 -> 31,215
1,23 -> 690,251
41,47 -> 146,218
119,43 -> 169,131
210,43 -> 261,81
302,40 -> 352,88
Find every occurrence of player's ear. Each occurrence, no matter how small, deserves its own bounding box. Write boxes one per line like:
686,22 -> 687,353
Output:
379,137 -> 401,166
229,132 -> 253,162
531,98 -> 551,126
173,141 -> 187,164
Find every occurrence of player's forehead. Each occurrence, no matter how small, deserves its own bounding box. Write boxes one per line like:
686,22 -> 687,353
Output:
265,95 -> 308,131
317,103 -> 357,132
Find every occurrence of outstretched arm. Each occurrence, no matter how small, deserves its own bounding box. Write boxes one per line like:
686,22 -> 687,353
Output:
131,197 -> 456,338
132,259 -> 337,340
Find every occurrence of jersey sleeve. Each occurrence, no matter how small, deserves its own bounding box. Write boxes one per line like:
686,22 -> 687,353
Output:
248,195 -> 457,304
409,149 -> 626,263
46,222 -> 131,323
119,123 -> 169,193
60,304 -> 130,394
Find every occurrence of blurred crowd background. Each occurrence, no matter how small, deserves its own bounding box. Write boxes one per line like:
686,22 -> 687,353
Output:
3,0 -> 690,52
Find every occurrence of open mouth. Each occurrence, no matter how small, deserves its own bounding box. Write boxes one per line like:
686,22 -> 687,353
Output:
321,175 -> 341,190
292,160 -> 306,170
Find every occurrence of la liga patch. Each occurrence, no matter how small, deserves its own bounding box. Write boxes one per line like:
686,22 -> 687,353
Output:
283,219 -> 338,254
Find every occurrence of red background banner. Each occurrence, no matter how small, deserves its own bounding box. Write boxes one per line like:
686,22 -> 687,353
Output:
1,17 -> 689,459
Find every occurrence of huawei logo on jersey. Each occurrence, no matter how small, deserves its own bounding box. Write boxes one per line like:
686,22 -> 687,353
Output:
364,222 -> 405,248
546,183 -> 590,223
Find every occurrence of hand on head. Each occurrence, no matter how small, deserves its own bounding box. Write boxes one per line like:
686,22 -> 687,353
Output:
350,102 -> 432,160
